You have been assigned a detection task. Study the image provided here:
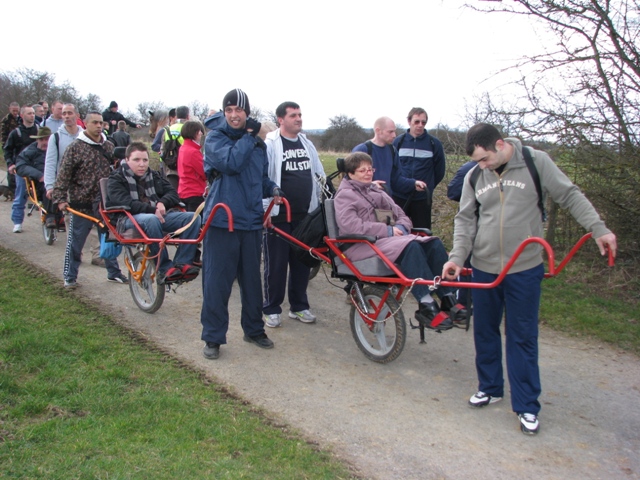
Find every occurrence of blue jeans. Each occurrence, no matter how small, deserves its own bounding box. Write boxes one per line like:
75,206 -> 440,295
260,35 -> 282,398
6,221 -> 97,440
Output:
124,211 -> 201,274
64,213 -> 122,282
11,175 -> 26,225
472,264 -> 545,415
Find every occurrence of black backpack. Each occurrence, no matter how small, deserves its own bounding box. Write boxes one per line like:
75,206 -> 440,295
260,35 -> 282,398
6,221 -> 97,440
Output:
160,126 -> 181,170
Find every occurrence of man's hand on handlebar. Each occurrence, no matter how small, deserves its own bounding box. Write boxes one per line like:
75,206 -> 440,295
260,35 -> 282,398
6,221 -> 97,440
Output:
442,260 -> 462,280
595,232 -> 617,258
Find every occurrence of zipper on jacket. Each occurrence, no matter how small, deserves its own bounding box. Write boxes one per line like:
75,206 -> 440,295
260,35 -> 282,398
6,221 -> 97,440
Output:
498,170 -> 506,270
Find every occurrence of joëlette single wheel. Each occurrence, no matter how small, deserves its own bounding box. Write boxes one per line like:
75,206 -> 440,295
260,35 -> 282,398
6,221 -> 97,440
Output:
125,246 -> 165,313
349,285 -> 406,363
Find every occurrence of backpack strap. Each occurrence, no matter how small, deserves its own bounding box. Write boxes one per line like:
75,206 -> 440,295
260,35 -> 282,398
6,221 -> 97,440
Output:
521,146 -> 546,221
54,133 -> 60,162
365,140 -> 373,157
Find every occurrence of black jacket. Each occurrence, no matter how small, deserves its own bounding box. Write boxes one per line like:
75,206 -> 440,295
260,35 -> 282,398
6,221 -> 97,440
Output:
3,124 -> 38,165
107,166 -> 180,215
101,110 -> 138,135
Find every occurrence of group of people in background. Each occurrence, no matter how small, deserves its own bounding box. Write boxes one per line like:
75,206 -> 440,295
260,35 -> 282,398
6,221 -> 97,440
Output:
1,90 -> 617,437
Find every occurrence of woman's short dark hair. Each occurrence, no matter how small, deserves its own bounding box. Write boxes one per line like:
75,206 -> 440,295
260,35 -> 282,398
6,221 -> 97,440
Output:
125,141 -> 148,158
344,152 -> 372,174
180,120 -> 205,140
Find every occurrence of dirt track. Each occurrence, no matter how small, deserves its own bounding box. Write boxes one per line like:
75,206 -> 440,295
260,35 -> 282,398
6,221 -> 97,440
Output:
1,196 -> 639,480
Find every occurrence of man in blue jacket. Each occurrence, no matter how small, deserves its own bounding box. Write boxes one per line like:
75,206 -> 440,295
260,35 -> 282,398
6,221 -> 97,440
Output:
393,107 -> 446,229
200,89 -> 282,360
352,116 -> 425,197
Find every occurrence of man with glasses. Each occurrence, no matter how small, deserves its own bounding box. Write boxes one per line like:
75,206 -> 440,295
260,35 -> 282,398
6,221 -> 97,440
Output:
393,107 -> 446,230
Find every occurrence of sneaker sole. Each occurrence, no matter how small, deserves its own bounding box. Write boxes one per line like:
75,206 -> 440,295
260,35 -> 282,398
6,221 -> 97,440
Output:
107,278 -> 128,284
288,312 -> 316,324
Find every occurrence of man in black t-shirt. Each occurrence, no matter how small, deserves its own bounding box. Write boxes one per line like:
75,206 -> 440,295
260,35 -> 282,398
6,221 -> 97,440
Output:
262,101 -> 326,328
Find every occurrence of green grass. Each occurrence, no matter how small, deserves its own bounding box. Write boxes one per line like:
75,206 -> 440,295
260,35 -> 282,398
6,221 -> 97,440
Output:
0,246 -> 355,479
540,263 -> 640,354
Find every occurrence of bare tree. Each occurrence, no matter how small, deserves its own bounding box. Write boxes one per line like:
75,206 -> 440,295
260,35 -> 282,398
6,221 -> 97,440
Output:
465,0 -> 640,260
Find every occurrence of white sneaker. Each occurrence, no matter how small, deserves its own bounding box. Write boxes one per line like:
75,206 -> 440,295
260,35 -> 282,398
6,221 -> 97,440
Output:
518,413 -> 539,435
263,313 -> 281,328
288,309 -> 317,324
469,391 -> 503,407
13,224 -> 22,233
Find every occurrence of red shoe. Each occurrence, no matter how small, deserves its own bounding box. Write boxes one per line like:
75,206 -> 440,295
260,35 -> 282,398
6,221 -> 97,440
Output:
159,267 -> 183,285
177,264 -> 200,281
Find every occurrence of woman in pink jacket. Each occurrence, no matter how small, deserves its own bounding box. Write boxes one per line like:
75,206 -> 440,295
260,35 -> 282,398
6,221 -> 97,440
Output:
177,120 -> 206,212
334,151 -> 467,331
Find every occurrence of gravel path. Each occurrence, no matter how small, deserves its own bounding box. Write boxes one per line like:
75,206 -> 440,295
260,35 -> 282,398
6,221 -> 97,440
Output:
1,199 -> 638,480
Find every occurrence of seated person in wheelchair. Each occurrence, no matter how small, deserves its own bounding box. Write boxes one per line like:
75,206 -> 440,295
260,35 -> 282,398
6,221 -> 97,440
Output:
15,126 -> 62,227
106,141 -> 202,284
334,152 -> 467,330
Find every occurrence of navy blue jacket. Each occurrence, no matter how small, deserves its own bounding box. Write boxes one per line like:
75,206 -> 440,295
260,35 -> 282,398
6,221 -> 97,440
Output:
393,131 -> 446,200
15,142 -> 46,180
203,113 -> 277,231
446,161 -> 476,202
352,141 -> 415,197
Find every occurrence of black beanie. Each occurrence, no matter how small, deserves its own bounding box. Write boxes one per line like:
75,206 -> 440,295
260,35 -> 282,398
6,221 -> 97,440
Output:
109,101 -> 118,109
222,89 -> 250,116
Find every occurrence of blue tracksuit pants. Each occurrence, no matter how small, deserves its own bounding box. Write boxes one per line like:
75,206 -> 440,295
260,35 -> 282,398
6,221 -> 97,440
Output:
472,264 -> 545,415
200,227 -> 265,345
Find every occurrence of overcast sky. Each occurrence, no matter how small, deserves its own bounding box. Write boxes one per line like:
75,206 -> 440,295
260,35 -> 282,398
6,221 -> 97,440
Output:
3,0 -> 541,130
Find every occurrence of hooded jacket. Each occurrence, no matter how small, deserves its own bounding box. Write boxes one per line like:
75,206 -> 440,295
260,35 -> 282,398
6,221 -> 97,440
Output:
262,128 -> 325,217
44,123 -> 83,191
334,176 -> 435,263
449,138 -> 611,274
202,112 -> 277,230
52,131 -> 114,213
393,130 -> 446,199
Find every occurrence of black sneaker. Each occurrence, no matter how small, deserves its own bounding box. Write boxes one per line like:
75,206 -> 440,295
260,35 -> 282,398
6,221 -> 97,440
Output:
203,342 -> 220,360
243,333 -> 274,349
519,413 -> 539,435
107,273 -> 128,284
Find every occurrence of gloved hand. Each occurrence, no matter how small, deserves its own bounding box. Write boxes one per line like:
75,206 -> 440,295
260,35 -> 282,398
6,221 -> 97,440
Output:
245,117 -> 262,136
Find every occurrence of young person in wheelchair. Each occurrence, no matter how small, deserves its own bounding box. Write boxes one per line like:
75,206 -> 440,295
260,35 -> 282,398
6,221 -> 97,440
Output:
106,142 -> 201,284
334,152 -> 467,330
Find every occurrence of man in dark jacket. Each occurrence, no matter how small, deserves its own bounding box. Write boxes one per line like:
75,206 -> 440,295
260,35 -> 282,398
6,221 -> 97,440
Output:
102,101 -> 141,136
4,105 -> 38,233
106,142 -> 201,284
200,89 -> 281,360
393,107 -> 446,229
15,126 -> 57,224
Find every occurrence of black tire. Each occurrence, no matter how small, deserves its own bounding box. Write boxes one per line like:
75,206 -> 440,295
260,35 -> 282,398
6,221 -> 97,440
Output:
309,263 -> 321,280
42,222 -> 56,246
125,247 -> 165,314
349,285 -> 406,363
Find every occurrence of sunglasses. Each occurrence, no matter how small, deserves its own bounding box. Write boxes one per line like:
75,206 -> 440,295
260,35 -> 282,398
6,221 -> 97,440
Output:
412,120 -> 427,125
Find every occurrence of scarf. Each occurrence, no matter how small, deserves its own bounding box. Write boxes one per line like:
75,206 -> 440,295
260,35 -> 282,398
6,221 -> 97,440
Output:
122,163 -> 160,207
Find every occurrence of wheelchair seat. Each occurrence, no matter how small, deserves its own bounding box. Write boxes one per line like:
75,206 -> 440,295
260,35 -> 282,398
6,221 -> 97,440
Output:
99,178 -> 142,240
324,198 -> 395,277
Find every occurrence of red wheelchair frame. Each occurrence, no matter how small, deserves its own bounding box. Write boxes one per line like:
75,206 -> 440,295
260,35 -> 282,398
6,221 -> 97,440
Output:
67,180 -> 233,314
264,197 -> 614,363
